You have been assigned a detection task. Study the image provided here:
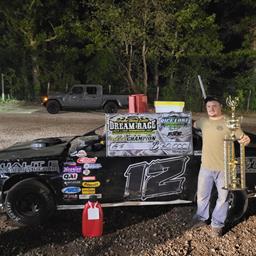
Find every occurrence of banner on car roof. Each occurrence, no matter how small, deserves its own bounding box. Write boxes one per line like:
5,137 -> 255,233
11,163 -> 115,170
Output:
106,112 -> 193,157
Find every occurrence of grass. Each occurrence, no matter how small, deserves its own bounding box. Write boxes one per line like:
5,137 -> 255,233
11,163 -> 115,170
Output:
0,99 -> 40,106
0,98 -> 19,104
0,99 -> 41,113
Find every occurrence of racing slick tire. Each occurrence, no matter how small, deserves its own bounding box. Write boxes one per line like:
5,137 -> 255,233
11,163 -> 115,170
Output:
210,190 -> 248,226
5,178 -> 56,226
46,100 -> 60,114
103,101 -> 118,113
225,190 -> 248,226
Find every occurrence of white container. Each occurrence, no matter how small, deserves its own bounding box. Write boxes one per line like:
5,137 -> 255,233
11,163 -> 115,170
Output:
154,101 -> 185,113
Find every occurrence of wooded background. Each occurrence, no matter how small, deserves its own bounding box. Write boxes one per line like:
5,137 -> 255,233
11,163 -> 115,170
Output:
0,0 -> 255,111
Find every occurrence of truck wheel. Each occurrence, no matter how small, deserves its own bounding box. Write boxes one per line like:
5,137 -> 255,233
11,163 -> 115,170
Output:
46,100 -> 60,114
5,178 -> 56,226
104,102 -> 118,113
225,190 -> 248,226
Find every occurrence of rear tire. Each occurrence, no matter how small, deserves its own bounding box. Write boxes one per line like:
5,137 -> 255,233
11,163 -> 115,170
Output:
210,189 -> 248,226
46,100 -> 60,114
5,178 -> 56,226
225,190 -> 248,226
104,102 -> 118,113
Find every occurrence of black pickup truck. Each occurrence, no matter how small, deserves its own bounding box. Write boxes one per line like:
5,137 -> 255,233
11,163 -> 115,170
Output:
0,113 -> 255,227
42,84 -> 128,114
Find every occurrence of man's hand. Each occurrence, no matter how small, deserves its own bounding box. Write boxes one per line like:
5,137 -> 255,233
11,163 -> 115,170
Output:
238,134 -> 250,146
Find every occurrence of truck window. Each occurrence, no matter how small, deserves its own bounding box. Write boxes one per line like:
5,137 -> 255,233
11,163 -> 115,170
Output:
86,87 -> 97,95
72,86 -> 83,94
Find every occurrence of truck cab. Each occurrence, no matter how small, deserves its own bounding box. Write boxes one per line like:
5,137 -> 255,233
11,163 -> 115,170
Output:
43,84 -> 128,114
63,84 -> 103,109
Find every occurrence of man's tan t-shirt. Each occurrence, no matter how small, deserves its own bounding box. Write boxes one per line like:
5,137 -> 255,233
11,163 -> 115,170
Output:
195,117 -> 243,171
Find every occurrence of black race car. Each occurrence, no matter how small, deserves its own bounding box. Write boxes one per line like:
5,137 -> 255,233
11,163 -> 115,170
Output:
0,121 -> 255,227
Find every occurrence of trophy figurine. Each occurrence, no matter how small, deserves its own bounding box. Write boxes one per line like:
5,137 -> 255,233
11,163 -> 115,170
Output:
224,96 -> 246,190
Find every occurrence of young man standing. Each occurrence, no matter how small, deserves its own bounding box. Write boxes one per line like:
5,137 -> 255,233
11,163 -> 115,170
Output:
193,96 -> 250,237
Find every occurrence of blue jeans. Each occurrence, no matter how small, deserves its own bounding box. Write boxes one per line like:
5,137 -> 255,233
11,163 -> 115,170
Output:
195,168 -> 229,228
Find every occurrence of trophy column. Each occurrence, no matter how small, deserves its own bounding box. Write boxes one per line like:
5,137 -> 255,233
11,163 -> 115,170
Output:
224,96 -> 246,191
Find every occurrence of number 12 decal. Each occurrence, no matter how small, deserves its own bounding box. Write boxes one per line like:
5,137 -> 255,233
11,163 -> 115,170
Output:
124,156 -> 190,200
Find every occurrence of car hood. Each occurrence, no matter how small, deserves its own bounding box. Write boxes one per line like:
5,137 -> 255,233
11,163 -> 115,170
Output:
0,137 -> 72,161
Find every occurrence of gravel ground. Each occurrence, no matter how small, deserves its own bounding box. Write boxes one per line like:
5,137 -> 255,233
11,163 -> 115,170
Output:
0,107 -> 256,256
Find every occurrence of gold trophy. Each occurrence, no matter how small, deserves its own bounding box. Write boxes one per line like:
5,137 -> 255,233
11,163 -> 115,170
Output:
224,96 -> 246,190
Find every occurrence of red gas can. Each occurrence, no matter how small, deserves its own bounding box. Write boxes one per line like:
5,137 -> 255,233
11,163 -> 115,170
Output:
82,200 -> 103,237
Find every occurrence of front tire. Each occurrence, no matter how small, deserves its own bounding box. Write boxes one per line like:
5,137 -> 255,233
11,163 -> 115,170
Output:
46,100 -> 60,114
5,178 -> 56,226
104,102 -> 118,113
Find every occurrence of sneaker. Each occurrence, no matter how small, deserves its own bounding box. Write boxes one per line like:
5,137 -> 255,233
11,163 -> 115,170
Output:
211,227 -> 223,237
190,219 -> 207,228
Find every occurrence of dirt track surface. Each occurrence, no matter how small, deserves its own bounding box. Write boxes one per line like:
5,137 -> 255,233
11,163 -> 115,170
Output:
0,107 -> 256,256
0,108 -> 105,150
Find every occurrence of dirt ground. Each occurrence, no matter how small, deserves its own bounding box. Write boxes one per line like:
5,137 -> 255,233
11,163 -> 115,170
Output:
0,106 -> 256,256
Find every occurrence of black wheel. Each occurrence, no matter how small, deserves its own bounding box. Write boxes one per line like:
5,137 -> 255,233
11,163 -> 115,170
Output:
5,178 -> 56,226
46,100 -> 60,114
104,102 -> 118,113
210,189 -> 248,226
225,190 -> 248,226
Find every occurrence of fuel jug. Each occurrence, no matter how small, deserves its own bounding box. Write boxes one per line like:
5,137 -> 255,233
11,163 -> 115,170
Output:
82,197 -> 103,237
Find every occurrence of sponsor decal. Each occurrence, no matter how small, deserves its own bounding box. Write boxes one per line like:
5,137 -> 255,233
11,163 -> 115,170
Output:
64,181 -> 81,186
77,157 -> 97,164
159,115 -> 190,128
64,162 -> 77,166
82,181 -> 101,188
62,173 -> 78,181
82,188 -> 96,194
63,166 -> 82,173
62,186 -> 81,194
63,194 -> 78,200
0,160 -> 59,173
79,194 -> 102,199
83,163 -> 102,169
82,176 -> 96,181
167,130 -> 182,137
70,151 -> 77,157
76,150 -> 87,157
70,150 -> 87,157
83,169 -> 91,175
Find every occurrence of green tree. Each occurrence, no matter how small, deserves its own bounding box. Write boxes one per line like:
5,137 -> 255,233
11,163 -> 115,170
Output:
0,0 -> 69,98
88,0 -> 222,99
206,0 -> 256,110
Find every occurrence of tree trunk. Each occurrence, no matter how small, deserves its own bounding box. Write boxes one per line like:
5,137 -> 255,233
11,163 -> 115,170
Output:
125,43 -> 136,92
252,26 -> 256,73
153,60 -> 159,100
31,52 -> 40,99
19,52 -> 30,100
142,40 -> 148,95
246,89 -> 251,112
